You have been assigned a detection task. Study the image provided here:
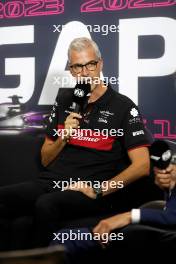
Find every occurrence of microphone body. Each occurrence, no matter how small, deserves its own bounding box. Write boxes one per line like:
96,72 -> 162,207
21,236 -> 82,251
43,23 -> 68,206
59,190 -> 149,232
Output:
74,103 -> 81,114
150,140 -> 173,199
150,140 -> 172,170
72,82 -> 91,114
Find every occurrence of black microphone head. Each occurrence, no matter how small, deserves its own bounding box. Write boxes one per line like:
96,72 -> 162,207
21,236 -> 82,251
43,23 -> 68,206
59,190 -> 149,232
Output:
73,82 -> 91,112
150,140 -> 172,169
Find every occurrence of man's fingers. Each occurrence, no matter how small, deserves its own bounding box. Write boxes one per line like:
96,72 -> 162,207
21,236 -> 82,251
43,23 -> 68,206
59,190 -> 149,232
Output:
93,226 -> 100,234
66,119 -> 80,126
93,223 -> 103,234
155,178 -> 171,189
66,119 -> 79,126
157,174 -> 171,180
65,116 -> 81,130
156,176 -> 171,184
67,123 -> 79,129
154,167 -> 166,174
93,221 -> 109,235
165,164 -> 174,173
171,170 -> 176,178
158,178 -> 171,185
154,164 -> 174,174
69,112 -> 82,119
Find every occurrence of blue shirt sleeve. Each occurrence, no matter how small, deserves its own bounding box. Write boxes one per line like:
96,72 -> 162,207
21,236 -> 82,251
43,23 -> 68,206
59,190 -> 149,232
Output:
140,188 -> 176,226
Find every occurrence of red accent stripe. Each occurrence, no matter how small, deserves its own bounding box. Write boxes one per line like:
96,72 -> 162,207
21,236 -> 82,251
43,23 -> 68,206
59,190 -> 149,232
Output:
58,124 -> 64,129
69,136 -> 115,151
57,125 -> 116,151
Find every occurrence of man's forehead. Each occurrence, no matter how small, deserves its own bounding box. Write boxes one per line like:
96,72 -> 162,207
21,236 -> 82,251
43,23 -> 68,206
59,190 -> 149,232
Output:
69,47 -> 97,63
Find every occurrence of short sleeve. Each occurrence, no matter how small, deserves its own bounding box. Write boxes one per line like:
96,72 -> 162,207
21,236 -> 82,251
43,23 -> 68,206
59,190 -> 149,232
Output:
45,95 -> 59,141
122,103 -> 150,150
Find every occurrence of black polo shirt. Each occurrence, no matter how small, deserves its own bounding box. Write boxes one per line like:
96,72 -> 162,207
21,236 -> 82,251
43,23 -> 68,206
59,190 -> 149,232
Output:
45,85 -> 150,182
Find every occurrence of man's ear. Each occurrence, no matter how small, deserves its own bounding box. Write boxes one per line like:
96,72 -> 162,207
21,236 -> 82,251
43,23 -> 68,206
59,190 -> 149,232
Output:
99,59 -> 103,71
69,69 -> 80,82
69,66 -> 76,77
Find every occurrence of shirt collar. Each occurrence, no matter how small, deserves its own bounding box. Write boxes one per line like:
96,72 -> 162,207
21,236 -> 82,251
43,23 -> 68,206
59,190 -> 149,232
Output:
92,84 -> 114,106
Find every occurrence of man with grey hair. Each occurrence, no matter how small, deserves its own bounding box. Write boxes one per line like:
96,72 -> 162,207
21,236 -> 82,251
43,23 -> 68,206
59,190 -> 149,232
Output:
68,37 -> 102,62
0,37 -> 151,250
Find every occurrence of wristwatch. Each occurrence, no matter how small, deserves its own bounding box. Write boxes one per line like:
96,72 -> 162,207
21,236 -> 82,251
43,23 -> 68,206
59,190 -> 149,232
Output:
92,186 -> 103,199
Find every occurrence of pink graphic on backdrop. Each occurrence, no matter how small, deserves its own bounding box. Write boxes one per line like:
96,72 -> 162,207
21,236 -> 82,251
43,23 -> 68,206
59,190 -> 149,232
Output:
0,0 -> 64,19
154,120 -> 176,139
144,119 -> 176,140
81,0 -> 175,13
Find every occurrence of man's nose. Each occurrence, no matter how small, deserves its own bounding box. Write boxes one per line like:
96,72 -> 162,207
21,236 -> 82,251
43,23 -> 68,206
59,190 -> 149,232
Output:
81,65 -> 89,76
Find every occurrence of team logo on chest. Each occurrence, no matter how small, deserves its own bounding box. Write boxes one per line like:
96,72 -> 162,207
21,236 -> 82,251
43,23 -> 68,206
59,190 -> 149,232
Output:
98,110 -> 114,124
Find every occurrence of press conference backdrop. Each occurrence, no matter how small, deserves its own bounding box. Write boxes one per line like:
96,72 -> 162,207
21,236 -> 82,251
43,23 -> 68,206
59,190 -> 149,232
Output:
0,0 -> 175,143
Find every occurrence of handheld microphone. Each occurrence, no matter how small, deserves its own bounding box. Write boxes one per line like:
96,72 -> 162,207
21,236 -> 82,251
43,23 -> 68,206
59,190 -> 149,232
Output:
72,81 -> 91,114
149,140 -> 172,170
150,140 -> 173,198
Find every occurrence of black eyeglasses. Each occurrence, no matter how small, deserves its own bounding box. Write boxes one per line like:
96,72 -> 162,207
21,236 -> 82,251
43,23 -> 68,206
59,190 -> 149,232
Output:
70,60 -> 99,74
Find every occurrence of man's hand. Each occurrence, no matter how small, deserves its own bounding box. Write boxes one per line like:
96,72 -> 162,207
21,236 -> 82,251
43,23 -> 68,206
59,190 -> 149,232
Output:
93,212 -> 131,243
41,113 -> 82,167
64,112 -> 82,137
66,181 -> 96,199
154,164 -> 176,190
102,147 -> 150,197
